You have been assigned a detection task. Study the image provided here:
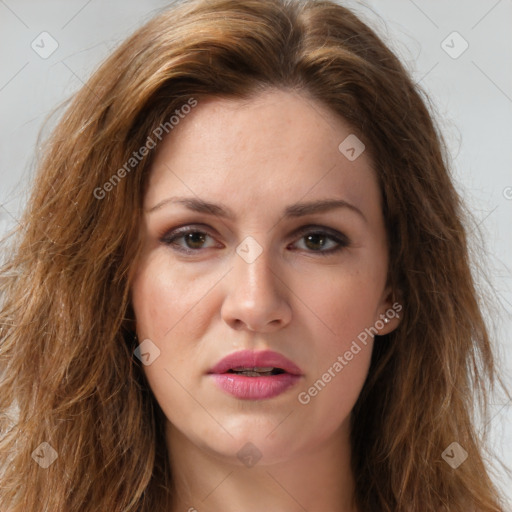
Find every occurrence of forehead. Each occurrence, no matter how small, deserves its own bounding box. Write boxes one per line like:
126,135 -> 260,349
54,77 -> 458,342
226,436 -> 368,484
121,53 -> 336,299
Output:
144,89 -> 379,216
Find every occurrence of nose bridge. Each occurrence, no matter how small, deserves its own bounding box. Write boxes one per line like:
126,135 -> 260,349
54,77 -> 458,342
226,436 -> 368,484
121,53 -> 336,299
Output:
234,235 -> 278,303
221,235 -> 291,331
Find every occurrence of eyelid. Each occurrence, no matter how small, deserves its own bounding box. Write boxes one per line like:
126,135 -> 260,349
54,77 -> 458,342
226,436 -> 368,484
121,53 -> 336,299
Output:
159,224 -> 220,248
291,224 -> 350,243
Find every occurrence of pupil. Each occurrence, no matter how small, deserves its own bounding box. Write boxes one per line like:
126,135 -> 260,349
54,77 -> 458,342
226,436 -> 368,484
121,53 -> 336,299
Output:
305,234 -> 325,250
186,232 -> 205,248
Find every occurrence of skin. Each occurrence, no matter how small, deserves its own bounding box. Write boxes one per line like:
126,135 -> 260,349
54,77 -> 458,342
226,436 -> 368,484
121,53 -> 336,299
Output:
130,88 -> 401,512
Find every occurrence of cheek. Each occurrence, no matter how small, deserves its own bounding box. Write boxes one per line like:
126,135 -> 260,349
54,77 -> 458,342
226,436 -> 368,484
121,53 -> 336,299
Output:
295,342 -> 373,451
291,265 -> 381,422
130,259 -> 207,423
295,279 -> 376,439
131,254 -> 210,340
293,263 -> 384,348
130,255 -> 218,389
131,258 -> 168,340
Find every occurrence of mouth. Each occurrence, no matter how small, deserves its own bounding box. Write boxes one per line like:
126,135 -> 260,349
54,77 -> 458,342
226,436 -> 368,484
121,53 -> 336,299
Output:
224,366 -> 287,377
207,350 -> 303,400
208,349 -> 303,376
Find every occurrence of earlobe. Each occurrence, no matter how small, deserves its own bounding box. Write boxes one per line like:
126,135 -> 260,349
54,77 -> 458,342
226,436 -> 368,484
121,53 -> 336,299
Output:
376,288 -> 403,335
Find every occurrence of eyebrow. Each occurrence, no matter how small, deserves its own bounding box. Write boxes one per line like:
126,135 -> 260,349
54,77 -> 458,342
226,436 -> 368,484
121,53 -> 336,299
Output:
146,196 -> 367,223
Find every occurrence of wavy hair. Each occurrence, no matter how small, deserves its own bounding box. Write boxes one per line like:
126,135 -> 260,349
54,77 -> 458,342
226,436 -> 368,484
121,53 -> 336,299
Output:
0,0 -> 509,510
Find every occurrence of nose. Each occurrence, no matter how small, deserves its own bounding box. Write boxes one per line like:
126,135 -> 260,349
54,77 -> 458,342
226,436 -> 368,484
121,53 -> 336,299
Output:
220,243 -> 292,333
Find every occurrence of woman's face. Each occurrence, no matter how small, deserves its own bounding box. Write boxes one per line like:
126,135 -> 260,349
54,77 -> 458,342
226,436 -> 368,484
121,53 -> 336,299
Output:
131,88 -> 398,465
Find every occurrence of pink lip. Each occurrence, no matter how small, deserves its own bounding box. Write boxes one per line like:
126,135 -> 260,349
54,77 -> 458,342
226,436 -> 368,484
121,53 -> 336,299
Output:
207,349 -> 303,400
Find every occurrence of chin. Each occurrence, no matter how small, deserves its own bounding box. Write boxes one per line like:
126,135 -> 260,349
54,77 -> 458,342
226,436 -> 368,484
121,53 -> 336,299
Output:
192,419 -> 313,467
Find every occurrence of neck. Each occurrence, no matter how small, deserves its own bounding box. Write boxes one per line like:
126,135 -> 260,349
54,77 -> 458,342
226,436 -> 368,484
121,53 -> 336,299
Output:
165,417 -> 358,512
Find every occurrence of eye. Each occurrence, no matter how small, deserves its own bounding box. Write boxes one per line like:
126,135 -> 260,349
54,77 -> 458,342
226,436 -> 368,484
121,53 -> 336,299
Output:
160,224 -> 350,256
289,225 -> 350,255
160,225 -> 219,254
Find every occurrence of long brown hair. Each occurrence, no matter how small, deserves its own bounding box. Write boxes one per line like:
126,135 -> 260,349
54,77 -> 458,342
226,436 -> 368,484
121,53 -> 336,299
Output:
0,0 -> 509,510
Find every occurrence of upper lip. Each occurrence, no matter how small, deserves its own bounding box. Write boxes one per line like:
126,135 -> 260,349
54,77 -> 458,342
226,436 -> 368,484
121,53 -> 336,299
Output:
208,349 -> 303,376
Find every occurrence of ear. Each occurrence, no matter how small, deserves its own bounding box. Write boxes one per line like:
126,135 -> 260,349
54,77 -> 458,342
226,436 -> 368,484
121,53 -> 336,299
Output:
374,285 -> 403,336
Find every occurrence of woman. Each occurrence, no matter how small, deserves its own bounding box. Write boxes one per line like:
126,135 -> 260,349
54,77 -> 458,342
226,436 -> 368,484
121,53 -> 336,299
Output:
0,0 -> 509,510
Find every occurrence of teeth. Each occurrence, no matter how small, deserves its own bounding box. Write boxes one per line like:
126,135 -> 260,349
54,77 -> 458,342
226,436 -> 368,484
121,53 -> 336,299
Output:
238,370 -> 272,377
227,366 -> 283,376
231,366 -> 275,372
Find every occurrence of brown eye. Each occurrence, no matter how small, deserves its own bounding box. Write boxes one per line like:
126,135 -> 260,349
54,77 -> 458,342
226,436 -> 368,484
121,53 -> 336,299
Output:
291,226 -> 350,255
161,224 -> 349,256
161,227 -> 218,253
303,233 -> 333,251
182,231 -> 208,249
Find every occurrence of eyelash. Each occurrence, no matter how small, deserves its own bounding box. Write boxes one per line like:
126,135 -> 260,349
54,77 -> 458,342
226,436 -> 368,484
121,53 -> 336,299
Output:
160,224 -> 350,256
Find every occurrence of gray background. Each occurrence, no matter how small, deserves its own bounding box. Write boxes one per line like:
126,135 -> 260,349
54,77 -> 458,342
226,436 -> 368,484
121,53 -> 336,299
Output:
0,0 -> 510,504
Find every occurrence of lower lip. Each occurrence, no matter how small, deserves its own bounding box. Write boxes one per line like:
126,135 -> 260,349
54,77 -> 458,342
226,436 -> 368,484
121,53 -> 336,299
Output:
209,373 -> 301,400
